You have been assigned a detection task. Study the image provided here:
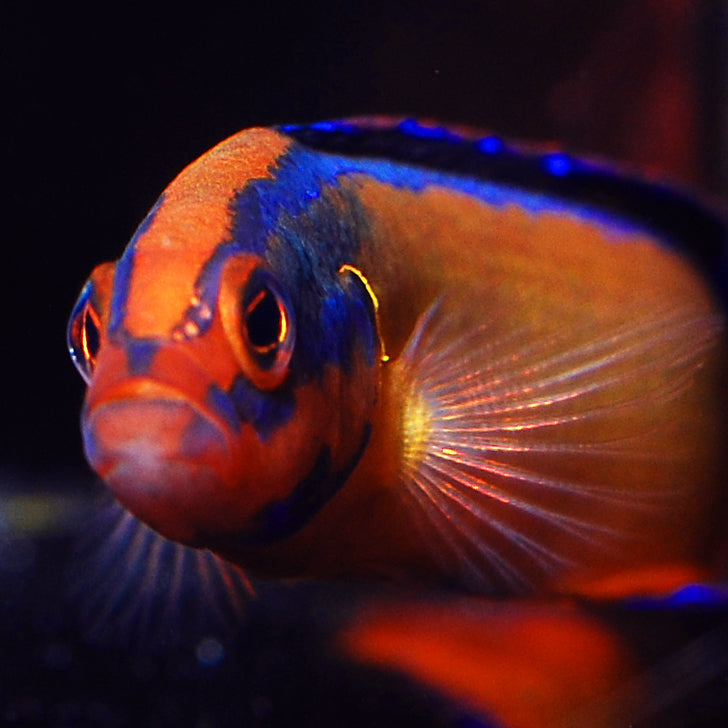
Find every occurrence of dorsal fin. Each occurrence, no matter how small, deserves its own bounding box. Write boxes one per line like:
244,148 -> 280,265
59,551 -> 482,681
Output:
280,118 -> 728,305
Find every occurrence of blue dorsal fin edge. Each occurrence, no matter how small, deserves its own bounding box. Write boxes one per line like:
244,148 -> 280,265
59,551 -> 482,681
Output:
278,118 -> 728,309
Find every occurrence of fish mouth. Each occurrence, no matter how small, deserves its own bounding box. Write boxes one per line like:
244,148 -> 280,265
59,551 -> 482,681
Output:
82,381 -> 235,544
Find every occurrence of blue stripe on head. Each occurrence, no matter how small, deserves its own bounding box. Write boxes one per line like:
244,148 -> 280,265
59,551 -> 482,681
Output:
109,195 -> 165,338
226,146 -> 374,378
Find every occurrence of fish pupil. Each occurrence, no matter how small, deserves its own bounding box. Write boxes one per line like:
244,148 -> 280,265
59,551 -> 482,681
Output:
245,289 -> 282,351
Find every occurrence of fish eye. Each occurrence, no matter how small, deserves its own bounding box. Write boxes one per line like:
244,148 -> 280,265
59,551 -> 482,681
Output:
67,283 -> 102,384
239,276 -> 294,387
243,286 -> 287,353
219,258 -> 296,391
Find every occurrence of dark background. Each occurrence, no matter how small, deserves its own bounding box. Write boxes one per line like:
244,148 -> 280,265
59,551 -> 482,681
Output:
3,0 -> 726,481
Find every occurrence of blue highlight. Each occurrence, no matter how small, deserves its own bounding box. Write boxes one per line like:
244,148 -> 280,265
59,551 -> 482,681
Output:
543,152 -> 572,177
477,135 -> 504,154
284,120 -> 360,135
329,150 -> 639,232
398,118 -> 458,142
626,582 -> 728,610
665,583 -> 728,607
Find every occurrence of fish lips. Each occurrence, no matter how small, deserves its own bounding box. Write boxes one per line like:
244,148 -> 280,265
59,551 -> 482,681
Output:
82,382 -> 235,545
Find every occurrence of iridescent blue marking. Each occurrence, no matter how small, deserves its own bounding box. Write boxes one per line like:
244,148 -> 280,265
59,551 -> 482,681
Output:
309,120 -> 359,134
268,139 -> 642,235
398,118 -> 458,142
477,136 -> 504,154
282,120 -> 360,135
626,583 -> 728,609
543,153 -> 572,177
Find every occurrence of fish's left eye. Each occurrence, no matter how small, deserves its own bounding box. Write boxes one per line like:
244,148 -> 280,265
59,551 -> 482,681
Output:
237,273 -> 295,390
220,259 -> 296,391
244,287 -> 287,353
67,283 -> 102,384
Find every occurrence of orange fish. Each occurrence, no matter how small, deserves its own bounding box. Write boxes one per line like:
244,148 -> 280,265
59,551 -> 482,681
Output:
68,118 -> 728,598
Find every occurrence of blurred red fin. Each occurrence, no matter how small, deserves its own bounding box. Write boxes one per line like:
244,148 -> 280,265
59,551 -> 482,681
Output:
341,597 -> 637,728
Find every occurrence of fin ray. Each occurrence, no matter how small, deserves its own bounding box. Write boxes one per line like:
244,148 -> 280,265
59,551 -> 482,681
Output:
394,297 -> 723,593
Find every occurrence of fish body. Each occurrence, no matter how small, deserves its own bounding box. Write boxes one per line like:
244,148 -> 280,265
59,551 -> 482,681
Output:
68,119 -> 728,596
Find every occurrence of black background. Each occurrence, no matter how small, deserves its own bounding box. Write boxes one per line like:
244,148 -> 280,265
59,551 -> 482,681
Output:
4,0 -> 726,480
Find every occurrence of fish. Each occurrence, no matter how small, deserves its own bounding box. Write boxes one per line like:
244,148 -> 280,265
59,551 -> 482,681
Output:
67,118 -> 728,598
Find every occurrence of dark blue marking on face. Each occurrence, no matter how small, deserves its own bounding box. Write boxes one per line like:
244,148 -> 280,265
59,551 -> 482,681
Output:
206,385 -> 242,432
206,378 -> 295,440
209,422 -> 372,547
228,376 -> 295,441
109,195 -> 165,338
125,339 -> 160,375
230,185 -> 278,256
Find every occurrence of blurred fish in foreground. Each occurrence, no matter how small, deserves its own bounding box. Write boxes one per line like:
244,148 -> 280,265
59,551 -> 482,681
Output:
341,588 -> 728,728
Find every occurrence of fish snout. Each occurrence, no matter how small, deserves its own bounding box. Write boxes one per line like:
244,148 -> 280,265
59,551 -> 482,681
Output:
82,387 -> 233,544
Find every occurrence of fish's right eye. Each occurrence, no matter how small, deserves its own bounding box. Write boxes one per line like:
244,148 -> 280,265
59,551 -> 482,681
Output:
67,283 -> 102,384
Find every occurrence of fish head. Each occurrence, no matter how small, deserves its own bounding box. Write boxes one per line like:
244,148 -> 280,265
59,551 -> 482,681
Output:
67,129 -> 380,550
